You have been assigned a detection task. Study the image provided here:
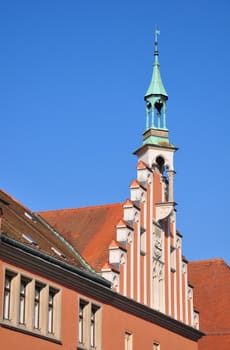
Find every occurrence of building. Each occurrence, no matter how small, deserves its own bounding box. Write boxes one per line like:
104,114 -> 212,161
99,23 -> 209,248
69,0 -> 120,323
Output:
40,30 -> 198,328
188,258 -> 230,350
0,32 -> 203,349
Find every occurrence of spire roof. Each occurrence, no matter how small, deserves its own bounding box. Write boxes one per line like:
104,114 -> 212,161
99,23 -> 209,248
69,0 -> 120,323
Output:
145,30 -> 168,98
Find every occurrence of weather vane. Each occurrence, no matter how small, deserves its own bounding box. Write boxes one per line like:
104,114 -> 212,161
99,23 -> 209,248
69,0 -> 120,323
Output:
154,27 -> 160,54
155,27 -> 160,43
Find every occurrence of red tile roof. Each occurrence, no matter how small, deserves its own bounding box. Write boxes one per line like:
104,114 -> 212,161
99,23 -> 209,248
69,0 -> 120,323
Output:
0,190 -> 93,272
39,203 -> 124,271
188,258 -> 230,350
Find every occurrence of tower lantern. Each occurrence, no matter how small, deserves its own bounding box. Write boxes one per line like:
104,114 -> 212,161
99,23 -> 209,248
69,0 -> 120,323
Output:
134,30 -> 177,194
145,29 -> 168,131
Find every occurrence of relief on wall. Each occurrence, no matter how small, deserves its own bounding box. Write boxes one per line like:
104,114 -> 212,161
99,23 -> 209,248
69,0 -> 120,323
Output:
152,260 -> 164,280
155,203 -> 173,222
193,311 -> 199,329
187,286 -> 193,300
152,226 -> 163,260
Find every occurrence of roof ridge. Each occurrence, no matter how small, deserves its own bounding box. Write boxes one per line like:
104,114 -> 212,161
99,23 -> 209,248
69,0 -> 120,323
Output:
189,257 -> 227,264
39,202 -> 124,214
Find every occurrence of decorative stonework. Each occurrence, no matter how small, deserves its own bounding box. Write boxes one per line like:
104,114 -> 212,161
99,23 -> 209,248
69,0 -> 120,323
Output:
153,227 -> 163,260
155,202 -> 174,222
187,286 -> 193,300
116,221 -> 134,244
193,311 -> 199,329
182,262 -> 187,274
163,178 -> 169,200
134,211 -> 140,223
109,246 -> 126,266
101,269 -> 120,290
140,191 -> 146,203
130,180 -> 147,202
127,231 -> 133,244
136,162 -> 152,184
123,200 -> 140,222
120,253 -> 126,265
147,173 -> 152,184
112,274 -> 119,288
176,236 -> 181,249
170,210 -> 176,223
153,260 -> 164,280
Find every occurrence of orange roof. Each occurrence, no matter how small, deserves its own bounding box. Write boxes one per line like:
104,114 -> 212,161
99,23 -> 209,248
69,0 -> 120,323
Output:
39,203 -> 124,271
188,258 -> 230,350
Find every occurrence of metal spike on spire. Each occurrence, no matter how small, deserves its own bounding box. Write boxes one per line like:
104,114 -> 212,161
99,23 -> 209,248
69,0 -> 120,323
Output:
154,28 -> 160,59
144,29 -> 168,98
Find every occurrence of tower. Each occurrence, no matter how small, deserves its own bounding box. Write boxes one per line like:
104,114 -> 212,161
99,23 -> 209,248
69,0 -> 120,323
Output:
130,31 -> 197,325
40,31 -> 199,328
134,29 -> 177,204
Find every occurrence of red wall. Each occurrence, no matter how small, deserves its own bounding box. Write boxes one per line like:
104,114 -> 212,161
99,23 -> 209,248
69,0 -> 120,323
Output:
0,259 -> 198,350
103,304 -> 198,350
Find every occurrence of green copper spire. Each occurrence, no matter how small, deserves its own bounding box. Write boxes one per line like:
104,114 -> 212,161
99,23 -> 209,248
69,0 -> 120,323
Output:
145,30 -> 168,98
144,30 -> 168,131
134,31 -> 176,160
143,30 -> 171,146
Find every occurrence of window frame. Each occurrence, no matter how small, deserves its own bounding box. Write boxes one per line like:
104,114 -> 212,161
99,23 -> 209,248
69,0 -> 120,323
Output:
78,297 -> 102,350
3,271 -> 16,321
125,331 -> 133,350
153,341 -> 160,350
19,277 -> 30,325
1,267 -> 61,340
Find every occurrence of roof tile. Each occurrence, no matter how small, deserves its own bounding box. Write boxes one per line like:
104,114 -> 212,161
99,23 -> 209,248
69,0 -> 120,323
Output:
188,258 -> 230,349
40,203 -> 124,271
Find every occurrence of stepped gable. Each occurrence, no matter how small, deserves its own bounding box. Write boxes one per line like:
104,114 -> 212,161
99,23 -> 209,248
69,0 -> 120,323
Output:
39,202 -> 124,271
188,258 -> 230,350
0,189 -> 92,271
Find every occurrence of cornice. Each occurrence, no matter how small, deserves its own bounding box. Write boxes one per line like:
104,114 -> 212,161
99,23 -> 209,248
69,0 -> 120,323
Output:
0,234 -> 110,288
133,143 -> 178,157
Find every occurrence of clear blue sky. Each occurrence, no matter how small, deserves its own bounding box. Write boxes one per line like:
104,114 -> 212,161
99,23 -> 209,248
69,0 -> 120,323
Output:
1,0 -> 229,264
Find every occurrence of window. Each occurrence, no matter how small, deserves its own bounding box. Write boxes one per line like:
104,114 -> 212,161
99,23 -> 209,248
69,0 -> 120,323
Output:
153,342 -> 160,350
3,272 -> 14,320
125,332 -> 132,350
19,278 -> 30,325
78,299 -> 88,344
48,290 -> 54,333
34,283 -> 42,329
90,304 -> 100,348
1,269 -> 61,340
78,298 -> 101,350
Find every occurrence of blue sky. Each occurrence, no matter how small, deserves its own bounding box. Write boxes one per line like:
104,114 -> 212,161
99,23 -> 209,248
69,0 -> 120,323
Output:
1,0 -> 230,264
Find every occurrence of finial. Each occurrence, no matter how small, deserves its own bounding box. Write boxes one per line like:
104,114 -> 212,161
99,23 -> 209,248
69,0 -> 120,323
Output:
154,28 -> 160,59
